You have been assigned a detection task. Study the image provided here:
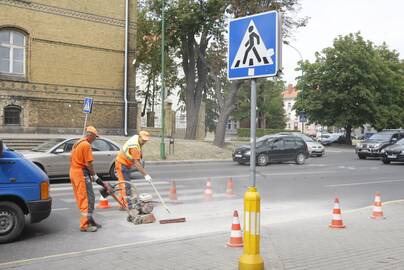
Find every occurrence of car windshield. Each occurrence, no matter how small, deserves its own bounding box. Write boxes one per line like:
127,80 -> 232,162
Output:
369,133 -> 392,141
299,134 -> 315,142
321,134 -> 330,139
31,138 -> 65,152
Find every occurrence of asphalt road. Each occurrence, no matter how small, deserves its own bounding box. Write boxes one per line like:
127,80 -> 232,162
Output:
1,147 -> 403,266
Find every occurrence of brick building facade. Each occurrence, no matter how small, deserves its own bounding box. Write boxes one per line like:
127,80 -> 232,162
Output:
0,0 -> 138,134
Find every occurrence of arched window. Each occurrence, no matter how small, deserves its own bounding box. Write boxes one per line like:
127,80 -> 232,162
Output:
0,29 -> 26,75
4,105 -> 21,125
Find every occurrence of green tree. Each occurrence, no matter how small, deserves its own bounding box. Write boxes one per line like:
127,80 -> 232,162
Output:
233,78 -> 287,129
136,2 -> 178,119
294,33 -> 404,144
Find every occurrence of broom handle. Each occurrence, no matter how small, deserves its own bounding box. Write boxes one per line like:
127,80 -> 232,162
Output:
149,181 -> 171,214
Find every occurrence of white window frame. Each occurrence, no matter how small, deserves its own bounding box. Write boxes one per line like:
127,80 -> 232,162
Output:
0,30 -> 26,75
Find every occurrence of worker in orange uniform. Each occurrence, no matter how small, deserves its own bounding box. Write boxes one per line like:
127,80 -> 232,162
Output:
70,126 -> 103,232
114,130 -> 152,210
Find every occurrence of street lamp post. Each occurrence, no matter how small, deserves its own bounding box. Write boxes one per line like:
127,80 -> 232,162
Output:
284,41 -> 305,133
160,0 -> 166,160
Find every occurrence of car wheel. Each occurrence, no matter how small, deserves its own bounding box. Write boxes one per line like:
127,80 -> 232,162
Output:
109,163 -> 117,180
295,153 -> 306,165
382,158 -> 391,164
0,201 -> 25,244
257,154 -> 268,166
358,154 -> 366,160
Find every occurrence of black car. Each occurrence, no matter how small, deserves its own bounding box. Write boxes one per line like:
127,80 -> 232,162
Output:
232,135 -> 309,166
381,138 -> 404,164
355,130 -> 404,159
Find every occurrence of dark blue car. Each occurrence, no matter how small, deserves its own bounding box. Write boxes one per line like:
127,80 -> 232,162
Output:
0,140 -> 52,243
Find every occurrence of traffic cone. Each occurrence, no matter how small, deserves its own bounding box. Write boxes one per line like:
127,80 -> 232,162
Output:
329,197 -> 345,228
96,194 -> 112,209
204,179 -> 213,200
226,178 -> 235,197
370,192 -> 385,219
169,181 -> 178,202
227,210 -> 243,247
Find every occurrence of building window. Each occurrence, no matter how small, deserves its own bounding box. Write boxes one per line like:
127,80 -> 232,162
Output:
4,105 -> 22,125
0,29 -> 26,75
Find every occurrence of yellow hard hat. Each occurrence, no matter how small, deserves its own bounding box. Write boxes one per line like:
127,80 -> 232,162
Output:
139,130 -> 151,141
86,126 -> 99,137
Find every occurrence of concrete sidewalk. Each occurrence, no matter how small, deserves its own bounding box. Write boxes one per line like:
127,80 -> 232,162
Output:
2,201 -> 403,270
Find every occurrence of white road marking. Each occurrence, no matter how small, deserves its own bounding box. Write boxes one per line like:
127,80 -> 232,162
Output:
326,179 -> 404,187
51,208 -> 70,211
50,181 -> 170,192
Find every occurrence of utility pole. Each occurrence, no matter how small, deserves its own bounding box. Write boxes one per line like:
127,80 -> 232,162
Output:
160,0 -> 166,159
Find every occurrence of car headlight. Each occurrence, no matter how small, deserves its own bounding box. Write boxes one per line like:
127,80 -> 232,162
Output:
401,150 -> 404,155
380,149 -> 385,153
244,151 -> 251,156
373,143 -> 381,149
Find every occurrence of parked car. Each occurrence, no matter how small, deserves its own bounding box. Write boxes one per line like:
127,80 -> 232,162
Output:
356,130 -> 404,159
23,137 -> 121,180
381,138 -> 404,164
0,140 -> 52,243
319,133 -> 344,145
232,134 -> 309,166
278,132 -> 325,157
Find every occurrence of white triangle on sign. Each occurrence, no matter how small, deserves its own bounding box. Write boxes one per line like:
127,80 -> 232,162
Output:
231,20 -> 274,69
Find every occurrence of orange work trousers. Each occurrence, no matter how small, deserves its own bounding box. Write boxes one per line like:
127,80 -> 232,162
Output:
70,168 -> 95,230
115,161 -> 133,209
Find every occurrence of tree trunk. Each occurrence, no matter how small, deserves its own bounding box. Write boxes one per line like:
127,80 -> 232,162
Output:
345,124 -> 352,145
213,113 -> 229,148
181,30 -> 209,140
213,81 -> 243,148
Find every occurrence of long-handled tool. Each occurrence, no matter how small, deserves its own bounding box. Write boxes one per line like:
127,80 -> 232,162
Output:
148,181 -> 186,224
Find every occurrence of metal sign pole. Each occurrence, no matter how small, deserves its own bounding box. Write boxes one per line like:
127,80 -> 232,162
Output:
83,113 -> 88,136
250,79 -> 257,187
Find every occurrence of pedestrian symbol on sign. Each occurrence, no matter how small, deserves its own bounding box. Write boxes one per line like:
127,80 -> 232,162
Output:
231,20 -> 274,69
83,97 -> 93,114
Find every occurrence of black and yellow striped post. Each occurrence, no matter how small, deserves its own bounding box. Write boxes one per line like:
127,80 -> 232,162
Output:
239,186 -> 264,270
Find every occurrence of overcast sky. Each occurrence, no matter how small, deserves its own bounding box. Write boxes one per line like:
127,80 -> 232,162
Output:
281,0 -> 404,85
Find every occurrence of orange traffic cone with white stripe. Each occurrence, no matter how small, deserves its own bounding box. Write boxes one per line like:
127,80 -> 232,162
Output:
96,194 -> 112,209
370,192 -> 385,219
226,178 -> 235,198
329,197 -> 345,228
204,179 -> 213,200
227,210 -> 243,247
169,181 -> 178,202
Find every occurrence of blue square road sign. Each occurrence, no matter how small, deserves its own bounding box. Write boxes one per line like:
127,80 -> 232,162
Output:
83,97 -> 93,113
228,10 -> 281,80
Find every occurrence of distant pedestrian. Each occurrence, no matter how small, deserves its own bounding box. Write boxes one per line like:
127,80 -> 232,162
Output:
70,126 -> 102,232
114,131 -> 152,210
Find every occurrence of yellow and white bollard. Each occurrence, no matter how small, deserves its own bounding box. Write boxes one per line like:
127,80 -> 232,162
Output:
239,186 -> 264,270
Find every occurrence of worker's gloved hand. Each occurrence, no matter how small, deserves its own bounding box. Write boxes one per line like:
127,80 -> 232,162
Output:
93,174 -> 100,183
144,174 -> 152,183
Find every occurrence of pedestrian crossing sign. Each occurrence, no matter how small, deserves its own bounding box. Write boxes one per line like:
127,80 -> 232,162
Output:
83,97 -> 93,113
228,10 -> 281,80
